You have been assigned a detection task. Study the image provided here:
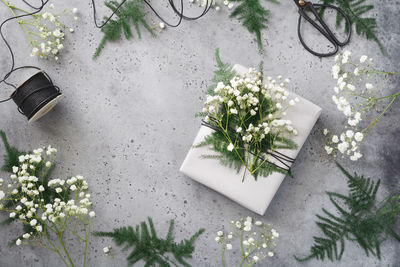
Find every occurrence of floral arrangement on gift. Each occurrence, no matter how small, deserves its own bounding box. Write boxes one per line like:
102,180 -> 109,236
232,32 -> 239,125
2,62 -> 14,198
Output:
196,50 -> 299,180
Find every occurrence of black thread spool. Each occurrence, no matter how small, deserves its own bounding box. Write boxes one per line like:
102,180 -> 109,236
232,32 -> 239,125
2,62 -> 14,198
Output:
10,71 -> 63,123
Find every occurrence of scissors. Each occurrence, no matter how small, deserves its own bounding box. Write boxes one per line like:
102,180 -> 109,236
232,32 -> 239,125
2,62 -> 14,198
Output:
294,0 -> 352,57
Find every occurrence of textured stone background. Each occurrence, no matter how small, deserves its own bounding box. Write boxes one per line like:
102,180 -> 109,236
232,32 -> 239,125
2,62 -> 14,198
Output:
0,0 -> 399,266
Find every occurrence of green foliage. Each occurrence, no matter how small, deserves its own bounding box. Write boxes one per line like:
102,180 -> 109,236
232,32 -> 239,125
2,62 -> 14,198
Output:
229,0 -> 279,53
295,162 -> 400,262
196,128 -> 291,180
94,217 -> 204,266
0,131 -> 67,242
93,0 -> 155,59
0,130 -> 25,173
198,50 -> 297,180
319,0 -> 384,53
206,48 -> 236,95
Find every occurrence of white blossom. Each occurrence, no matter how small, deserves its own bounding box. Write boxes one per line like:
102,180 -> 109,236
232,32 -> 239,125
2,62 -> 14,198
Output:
360,55 -> 368,63
354,132 -> 364,142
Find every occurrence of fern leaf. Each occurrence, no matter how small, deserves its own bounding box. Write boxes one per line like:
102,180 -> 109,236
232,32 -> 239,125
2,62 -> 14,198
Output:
94,218 -> 204,266
0,130 -> 25,173
319,0 -> 384,53
207,48 -> 236,95
229,0 -> 279,53
295,163 -> 400,262
93,0 -> 155,59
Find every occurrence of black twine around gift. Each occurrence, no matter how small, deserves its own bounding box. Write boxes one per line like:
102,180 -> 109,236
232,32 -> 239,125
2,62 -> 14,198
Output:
201,118 -> 296,175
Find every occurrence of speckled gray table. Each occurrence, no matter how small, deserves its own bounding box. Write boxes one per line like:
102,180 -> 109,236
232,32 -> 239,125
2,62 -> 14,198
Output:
0,1 -> 399,266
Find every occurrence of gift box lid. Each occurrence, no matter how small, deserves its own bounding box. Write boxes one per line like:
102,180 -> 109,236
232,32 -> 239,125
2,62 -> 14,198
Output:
180,64 -> 322,215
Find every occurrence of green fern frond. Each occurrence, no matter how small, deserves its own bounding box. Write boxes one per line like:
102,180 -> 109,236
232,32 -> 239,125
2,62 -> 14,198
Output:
319,0 -> 384,53
0,130 -> 25,173
94,217 -> 204,266
229,0 -> 279,53
294,162 -> 400,262
207,48 -> 236,95
93,0 -> 155,59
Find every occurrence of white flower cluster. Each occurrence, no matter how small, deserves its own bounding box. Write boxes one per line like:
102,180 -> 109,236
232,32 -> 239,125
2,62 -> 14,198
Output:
28,4 -> 78,60
324,51 -> 378,160
189,0 -> 234,11
215,216 -> 278,265
103,245 -> 114,258
203,68 -> 298,152
0,146 -> 94,247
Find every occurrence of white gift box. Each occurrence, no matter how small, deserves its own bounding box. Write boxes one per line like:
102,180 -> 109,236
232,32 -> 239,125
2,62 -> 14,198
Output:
180,64 -> 322,215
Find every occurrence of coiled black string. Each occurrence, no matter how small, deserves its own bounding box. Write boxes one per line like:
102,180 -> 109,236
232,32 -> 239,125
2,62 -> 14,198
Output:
91,0 -> 212,29
1,0 -> 213,104
0,0 -> 49,103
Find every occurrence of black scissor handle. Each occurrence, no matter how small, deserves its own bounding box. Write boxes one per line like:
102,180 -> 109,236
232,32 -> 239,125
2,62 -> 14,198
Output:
297,2 -> 352,57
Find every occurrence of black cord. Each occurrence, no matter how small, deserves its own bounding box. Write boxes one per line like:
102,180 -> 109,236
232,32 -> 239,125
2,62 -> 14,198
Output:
91,0 -> 212,29
1,0 -> 213,103
0,0 -> 49,102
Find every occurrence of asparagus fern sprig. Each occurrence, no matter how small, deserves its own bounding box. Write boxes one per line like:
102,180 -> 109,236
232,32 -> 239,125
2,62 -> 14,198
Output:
93,0 -> 155,59
319,0 -> 384,53
229,0 -> 280,53
94,217 -> 204,266
0,130 -> 25,173
295,162 -> 400,262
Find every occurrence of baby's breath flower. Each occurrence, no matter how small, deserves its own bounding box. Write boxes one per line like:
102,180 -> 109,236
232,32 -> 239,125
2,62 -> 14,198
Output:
24,5 -> 78,60
218,216 -> 278,265
323,51 -> 396,161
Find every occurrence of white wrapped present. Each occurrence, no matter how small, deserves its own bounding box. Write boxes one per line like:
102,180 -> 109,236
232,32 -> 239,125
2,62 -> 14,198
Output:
180,64 -> 322,215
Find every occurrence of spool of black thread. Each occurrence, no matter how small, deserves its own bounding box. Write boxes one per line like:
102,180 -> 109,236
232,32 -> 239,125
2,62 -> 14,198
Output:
10,71 -> 62,123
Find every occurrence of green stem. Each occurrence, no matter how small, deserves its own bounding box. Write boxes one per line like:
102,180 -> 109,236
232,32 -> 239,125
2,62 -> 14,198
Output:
362,95 -> 398,134
368,70 -> 400,76
221,246 -> 226,267
43,230 -> 69,267
59,232 -> 74,267
83,221 -> 90,267
374,91 -> 400,101
239,231 -> 246,267
217,121 -> 252,174
0,0 -> 34,46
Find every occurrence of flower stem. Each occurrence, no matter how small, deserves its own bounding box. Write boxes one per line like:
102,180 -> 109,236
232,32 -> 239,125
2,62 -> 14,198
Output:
0,0 -> 34,46
59,233 -> 74,267
83,221 -> 90,267
362,94 -> 398,134
374,91 -> 400,101
221,246 -> 226,267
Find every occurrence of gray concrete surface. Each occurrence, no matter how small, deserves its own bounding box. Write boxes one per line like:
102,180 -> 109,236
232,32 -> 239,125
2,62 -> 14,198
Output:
0,0 -> 399,266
